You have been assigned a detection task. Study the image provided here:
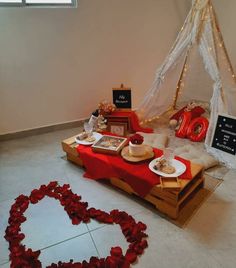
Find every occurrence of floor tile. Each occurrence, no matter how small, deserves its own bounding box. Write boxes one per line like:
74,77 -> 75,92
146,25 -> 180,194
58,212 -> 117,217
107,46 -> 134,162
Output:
1,127 -> 236,268
0,199 -> 12,265
0,152 -> 71,203
86,219 -> 105,232
39,233 -> 98,267
186,201 -> 236,251
90,224 -> 128,258
208,248 -> 236,268
68,175 -> 146,226
21,197 -> 89,250
0,262 -> 9,268
132,211 -> 222,268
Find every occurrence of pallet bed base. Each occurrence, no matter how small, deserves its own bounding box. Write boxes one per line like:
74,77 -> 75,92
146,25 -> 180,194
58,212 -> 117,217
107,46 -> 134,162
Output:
62,135 -> 204,220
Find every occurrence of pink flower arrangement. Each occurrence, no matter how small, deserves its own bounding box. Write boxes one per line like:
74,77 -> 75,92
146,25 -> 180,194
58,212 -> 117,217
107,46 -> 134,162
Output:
129,134 -> 144,145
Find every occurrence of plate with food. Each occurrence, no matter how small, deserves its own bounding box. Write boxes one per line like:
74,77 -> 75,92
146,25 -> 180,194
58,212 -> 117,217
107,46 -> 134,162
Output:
149,156 -> 186,177
75,132 -> 103,145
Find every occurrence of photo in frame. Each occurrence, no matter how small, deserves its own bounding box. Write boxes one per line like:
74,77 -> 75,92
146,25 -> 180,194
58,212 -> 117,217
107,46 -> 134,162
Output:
105,115 -> 132,133
92,135 -> 127,155
107,122 -> 127,137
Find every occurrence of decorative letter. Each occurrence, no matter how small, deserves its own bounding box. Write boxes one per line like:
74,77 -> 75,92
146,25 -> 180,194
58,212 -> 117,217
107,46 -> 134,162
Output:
186,117 -> 209,142
175,111 -> 192,138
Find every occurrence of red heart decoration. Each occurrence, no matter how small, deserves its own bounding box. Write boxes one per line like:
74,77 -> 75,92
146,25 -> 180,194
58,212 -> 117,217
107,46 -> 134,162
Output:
5,181 -> 148,267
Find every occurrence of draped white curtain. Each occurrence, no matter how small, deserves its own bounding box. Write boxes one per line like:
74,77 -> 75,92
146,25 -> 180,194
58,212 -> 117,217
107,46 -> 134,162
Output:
137,0 -> 236,168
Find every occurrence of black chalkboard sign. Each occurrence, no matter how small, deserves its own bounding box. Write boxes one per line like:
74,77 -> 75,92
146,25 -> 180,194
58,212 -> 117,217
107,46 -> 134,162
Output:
211,114 -> 236,155
112,84 -> 132,109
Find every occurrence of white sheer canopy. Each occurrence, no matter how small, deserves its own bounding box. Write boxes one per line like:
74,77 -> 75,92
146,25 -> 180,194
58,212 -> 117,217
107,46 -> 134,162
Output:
137,0 -> 236,168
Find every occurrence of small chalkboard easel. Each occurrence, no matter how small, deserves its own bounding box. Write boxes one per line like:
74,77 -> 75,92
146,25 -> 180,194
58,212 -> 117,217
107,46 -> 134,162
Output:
112,83 -> 132,110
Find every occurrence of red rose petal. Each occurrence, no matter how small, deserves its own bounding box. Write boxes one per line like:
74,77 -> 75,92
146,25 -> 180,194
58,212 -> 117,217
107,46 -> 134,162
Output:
5,182 -> 148,267
110,246 -> 123,257
125,251 -> 137,263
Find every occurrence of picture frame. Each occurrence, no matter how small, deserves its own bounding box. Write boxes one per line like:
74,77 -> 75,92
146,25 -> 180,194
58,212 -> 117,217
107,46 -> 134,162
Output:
92,135 -> 128,155
105,115 -> 132,133
107,122 -> 127,137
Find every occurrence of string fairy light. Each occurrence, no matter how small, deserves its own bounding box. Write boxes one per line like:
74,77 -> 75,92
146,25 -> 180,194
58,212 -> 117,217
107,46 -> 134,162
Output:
142,0 -> 236,125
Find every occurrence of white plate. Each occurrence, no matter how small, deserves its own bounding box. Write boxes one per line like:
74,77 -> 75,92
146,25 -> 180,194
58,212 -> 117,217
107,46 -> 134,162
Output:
75,132 -> 103,146
149,157 -> 186,177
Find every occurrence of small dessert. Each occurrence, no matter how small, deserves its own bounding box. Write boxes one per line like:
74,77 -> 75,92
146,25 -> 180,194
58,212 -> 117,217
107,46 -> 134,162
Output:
129,134 -> 146,157
85,136 -> 96,142
154,157 -> 176,174
77,132 -> 88,140
153,157 -> 166,170
161,165 -> 176,174
100,141 -> 111,147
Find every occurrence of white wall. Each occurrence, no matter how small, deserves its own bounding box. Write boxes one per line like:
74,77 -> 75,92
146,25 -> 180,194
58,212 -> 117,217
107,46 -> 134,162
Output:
0,0 -> 235,134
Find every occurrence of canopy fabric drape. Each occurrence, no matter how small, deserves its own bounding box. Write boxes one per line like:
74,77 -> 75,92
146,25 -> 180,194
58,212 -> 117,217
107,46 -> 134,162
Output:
136,0 -> 236,168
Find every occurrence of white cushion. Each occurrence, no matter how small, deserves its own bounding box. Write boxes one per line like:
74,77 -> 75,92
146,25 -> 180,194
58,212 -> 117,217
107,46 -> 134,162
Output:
173,144 -> 219,170
137,132 -> 168,149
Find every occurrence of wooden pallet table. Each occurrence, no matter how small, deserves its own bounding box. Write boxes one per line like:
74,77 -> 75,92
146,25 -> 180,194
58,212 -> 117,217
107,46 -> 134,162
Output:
62,134 -> 204,219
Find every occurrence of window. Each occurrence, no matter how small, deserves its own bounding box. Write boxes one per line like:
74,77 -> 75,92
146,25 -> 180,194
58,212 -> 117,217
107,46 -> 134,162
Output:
0,0 -> 77,7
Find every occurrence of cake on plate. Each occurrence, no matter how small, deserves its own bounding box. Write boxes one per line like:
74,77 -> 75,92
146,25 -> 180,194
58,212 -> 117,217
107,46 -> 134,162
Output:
129,133 -> 146,157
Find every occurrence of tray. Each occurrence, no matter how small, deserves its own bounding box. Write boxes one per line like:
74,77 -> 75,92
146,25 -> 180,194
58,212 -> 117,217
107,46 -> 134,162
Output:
121,145 -> 154,162
92,135 -> 127,155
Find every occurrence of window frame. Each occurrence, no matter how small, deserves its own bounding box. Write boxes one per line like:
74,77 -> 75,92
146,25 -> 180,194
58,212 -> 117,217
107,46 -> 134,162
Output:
0,0 -> 77,8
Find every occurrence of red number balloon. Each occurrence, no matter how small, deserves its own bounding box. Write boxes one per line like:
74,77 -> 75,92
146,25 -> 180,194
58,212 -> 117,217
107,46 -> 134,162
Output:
186,117 -> 209,142
175,111 -> 192,138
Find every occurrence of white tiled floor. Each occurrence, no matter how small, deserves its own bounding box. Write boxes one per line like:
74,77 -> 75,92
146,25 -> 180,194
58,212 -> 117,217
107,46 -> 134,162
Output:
21,197 -> 89,250
39,233 -> 98,267
90,224 -> 129,258
1,127 -> 236,267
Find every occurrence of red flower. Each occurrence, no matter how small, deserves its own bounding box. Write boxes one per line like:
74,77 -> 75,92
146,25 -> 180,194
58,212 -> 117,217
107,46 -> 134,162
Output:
88,208 -> 113,224
129,134 -> 144,145
29,189 -> 45,204
125,250 -> 137,263
110,246 -> 123,258
105,256 -> 119,268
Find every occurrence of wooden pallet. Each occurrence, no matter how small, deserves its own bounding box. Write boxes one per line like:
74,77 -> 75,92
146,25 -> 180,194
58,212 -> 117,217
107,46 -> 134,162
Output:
62,135 -> 204,219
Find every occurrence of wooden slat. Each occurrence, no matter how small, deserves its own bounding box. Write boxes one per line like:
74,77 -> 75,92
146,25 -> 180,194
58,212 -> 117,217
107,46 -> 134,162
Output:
61,135 -> 79,157
149,163 -> 203,204
67,153 -> 84,166
110,177 -> 134,195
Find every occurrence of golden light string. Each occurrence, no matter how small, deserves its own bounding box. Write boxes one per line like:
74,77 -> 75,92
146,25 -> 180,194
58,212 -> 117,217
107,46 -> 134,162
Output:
141,0 -> 236,125
146,0 -> 201,124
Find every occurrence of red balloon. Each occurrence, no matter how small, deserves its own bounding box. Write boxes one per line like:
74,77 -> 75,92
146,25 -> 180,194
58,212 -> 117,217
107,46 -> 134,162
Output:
186,117 -> 209,142
175,111 -> 192,138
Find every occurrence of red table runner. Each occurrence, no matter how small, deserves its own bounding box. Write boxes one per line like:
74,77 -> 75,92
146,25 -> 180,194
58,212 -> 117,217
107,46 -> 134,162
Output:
77,145 -> 192,198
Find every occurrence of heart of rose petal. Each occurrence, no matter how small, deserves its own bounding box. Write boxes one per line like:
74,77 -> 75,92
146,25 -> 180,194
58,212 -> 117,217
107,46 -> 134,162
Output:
5,181 -> 148,267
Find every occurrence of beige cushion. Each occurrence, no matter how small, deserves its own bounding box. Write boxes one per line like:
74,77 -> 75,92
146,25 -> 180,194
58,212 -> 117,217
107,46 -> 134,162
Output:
174,144 -> 219,170
137,132 -> 168,149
